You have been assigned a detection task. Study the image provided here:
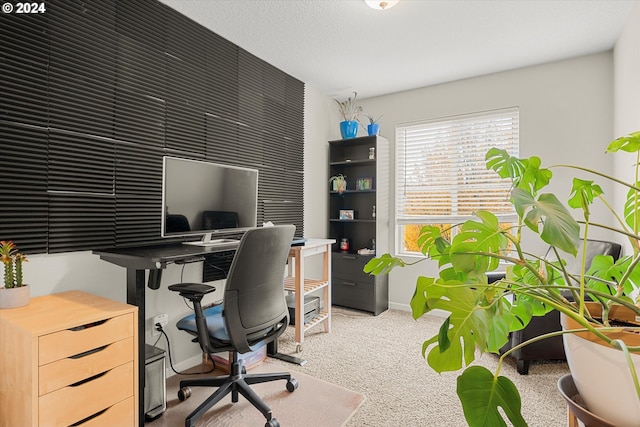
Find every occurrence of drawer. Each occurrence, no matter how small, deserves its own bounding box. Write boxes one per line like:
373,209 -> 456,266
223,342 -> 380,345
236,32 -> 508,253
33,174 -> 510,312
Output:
39,362 -> 134,427
72,396 -> 135,427
39,313 -> 134,365
332,275 -> 375,312
332,253 -> 374,282
39,337 -> 134,395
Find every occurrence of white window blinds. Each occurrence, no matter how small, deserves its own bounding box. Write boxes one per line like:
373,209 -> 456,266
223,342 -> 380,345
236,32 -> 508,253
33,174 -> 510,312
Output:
395,107 -> 519,225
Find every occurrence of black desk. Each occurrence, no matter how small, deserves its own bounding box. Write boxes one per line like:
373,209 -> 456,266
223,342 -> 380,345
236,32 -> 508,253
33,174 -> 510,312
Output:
94,242 -> 239,427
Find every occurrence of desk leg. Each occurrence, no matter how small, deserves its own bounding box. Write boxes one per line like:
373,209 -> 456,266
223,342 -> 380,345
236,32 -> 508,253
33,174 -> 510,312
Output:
267,339 -> 306,366
323,246 -> 332,333
293,250 -> 304,346
266,254 -> 307,366
126,268 -> 146,427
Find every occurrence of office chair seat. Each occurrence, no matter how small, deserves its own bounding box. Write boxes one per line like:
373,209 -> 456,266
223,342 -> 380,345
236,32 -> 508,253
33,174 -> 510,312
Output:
176,305 -> 275,348
169,225 -> 298,427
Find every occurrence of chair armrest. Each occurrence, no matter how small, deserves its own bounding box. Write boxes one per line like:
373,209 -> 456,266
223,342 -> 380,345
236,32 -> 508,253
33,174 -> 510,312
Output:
168,283 -> 216,297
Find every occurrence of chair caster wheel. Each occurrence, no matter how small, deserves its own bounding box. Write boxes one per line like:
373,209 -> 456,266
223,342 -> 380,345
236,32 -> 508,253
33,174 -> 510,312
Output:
286,378 -> 298,392
178,387 -> 192,401
242,366 -> 247,374
265,418 -> 280,427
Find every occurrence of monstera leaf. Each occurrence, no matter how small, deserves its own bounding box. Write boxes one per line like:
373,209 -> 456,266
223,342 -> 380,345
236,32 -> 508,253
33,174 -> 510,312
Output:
450,211 -> 506,274
457,366 -> 527,427
417,225 -> 452,262
568,178 -> 603,213
485,147 -> 525,179
511,189 -> 579,255
486,148 -> 551,195
607,130 -> 640,153
411,278 -> 512,372
624,184 -> 640,233
363,253 -> 406,275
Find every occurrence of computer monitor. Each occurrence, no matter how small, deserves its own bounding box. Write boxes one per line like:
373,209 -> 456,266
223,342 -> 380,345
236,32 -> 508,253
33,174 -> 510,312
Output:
161,156 -> 258,245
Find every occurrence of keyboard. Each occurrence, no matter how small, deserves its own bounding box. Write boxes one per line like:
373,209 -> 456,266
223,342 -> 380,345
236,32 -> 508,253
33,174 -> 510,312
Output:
291,237 -> 307,246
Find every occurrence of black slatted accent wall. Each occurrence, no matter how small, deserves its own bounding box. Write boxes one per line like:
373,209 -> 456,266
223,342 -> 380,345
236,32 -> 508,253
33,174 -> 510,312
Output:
0,0 -> 304,255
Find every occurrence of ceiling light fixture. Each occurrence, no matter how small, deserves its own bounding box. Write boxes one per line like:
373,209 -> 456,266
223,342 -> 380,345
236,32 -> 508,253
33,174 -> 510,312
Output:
364,0 -> 399,11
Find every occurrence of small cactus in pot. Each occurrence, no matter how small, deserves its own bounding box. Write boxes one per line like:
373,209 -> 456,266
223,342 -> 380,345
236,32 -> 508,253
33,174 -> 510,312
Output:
0,240 -> 28,288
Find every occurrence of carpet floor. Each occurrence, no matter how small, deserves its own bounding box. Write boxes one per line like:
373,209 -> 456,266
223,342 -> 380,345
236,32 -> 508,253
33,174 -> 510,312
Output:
146,360 -> 365,427
267,307 -> 570,427
147,307 -> 569,426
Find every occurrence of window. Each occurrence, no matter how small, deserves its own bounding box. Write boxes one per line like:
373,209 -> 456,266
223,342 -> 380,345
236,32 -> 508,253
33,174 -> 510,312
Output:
395,107 -> 519,255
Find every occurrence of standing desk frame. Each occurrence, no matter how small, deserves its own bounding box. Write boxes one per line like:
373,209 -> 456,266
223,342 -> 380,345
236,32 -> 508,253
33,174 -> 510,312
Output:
94,239 -> 334,427
94,242 -> 239,427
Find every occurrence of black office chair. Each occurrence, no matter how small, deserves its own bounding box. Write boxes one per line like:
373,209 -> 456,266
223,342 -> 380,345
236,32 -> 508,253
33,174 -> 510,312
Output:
166,214 -> 191,233
168,224 -> 298,427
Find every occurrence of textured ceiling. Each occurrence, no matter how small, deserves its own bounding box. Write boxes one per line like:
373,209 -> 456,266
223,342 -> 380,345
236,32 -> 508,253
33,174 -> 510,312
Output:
160,0 -> 637,100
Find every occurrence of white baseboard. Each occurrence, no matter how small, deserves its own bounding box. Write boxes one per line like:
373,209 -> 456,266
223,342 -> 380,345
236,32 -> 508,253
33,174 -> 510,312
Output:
166,353 -> 203,379
389,301 -> 411,312
388,301 -> 449,319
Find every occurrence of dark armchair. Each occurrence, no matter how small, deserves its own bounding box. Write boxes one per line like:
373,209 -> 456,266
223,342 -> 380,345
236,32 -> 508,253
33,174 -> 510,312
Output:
169,224 -> 298,427
498,239 -> 622,374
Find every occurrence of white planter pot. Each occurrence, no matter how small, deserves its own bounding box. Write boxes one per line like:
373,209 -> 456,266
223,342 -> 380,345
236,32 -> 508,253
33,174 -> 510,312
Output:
0,285 -> 30,309
561,306 -> 640,427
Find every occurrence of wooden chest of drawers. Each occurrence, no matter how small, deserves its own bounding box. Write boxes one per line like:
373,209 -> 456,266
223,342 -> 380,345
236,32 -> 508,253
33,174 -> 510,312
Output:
0,291 -> 138,426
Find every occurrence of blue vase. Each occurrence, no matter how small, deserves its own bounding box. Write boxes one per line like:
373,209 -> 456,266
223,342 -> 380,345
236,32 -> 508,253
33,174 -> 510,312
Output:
367,123 -> 380,136
340,121 -> 358,139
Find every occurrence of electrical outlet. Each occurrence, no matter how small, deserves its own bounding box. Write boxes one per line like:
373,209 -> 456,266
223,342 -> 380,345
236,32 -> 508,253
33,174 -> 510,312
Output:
152,313 -> 169,336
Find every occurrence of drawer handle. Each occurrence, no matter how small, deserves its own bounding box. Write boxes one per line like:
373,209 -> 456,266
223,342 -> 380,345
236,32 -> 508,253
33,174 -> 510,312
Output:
70,407 -> 109,426
69,370 -> 108,387
342,255 -> 357,260
341,281 -> 357,287
69,318 -> 108,331
69,344 -> 108,359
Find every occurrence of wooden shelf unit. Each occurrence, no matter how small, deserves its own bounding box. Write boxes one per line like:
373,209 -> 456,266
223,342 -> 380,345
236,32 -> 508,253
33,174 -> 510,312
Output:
285,239 -> 334,346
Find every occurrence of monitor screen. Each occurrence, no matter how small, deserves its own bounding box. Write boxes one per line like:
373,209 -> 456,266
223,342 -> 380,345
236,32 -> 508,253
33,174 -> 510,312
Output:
161,156 -> 258,243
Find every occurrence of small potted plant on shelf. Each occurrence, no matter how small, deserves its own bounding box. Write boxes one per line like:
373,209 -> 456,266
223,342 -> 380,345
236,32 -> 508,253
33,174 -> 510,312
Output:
0,240 -> 29,309
335,91 -> 362,139
329,174 -> 347,194
362,114 -> 382,136
365,131 -> 640,427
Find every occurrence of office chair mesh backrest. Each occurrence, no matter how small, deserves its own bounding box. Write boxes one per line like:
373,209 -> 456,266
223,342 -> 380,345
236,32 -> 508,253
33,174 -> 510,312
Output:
223,224 -> 296,354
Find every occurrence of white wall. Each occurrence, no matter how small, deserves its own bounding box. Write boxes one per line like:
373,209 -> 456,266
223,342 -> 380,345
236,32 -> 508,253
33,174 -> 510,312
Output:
357,52 -> 615,311
303,85 -> 335,244
26,249 -> 226,371
614,2 -> 640,137
613,1 -> 640,253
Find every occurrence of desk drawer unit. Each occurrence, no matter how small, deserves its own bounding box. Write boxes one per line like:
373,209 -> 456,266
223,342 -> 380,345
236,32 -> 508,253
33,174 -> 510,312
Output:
0,291 -> 138,427
332,253 -> 388,315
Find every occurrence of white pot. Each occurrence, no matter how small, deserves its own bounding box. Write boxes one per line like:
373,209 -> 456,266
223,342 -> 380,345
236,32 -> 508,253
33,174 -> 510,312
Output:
561,306 -> 640,427
0,285 -> 30,309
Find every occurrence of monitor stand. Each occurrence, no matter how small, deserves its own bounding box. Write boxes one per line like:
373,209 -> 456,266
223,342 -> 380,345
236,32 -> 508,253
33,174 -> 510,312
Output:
183,233 -> 238,247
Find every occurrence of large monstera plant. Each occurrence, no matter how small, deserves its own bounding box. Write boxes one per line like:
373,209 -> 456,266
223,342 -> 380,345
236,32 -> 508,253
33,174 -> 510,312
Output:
365,131 -> 640,426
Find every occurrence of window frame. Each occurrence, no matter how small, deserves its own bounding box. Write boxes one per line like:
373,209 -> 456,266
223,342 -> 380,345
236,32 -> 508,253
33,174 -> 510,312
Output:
394,107 -> 520,257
